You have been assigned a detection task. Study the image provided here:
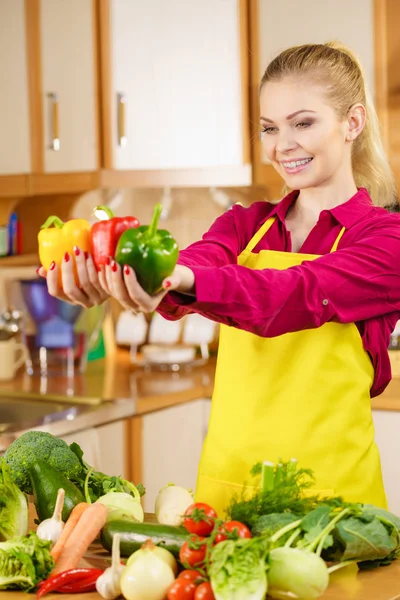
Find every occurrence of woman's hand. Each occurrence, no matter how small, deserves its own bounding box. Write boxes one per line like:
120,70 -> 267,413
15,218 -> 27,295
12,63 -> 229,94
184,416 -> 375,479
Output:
37,246 -> 110,308
101,261 -> 195,313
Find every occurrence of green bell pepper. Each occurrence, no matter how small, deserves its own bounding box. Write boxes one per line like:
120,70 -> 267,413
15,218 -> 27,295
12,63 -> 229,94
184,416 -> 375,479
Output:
115,203 -> 179,295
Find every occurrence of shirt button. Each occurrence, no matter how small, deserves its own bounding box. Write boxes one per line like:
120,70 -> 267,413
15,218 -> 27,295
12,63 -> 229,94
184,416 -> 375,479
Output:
322,299 -> 329,306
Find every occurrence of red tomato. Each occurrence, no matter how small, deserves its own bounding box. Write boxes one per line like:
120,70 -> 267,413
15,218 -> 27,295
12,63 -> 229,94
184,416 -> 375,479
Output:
183,503 -> 218,537
178,570 -> 204,585
179,536 -> 207,568
214,520 -> 252,543
168,579 -> 196,600
194,582 -> 215,600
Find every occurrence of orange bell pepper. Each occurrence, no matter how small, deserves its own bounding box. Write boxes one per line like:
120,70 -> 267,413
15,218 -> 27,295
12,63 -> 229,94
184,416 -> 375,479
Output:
38,215 -> 92,283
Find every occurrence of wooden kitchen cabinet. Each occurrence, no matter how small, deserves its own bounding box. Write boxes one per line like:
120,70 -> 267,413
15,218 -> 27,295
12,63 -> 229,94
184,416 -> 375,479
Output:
39,0 -> 98,174
0,0 -> 31,176
249,0 -> 376,196
100,0 -> 251,187
131,399 -> 211,512
372,409 -> 400,515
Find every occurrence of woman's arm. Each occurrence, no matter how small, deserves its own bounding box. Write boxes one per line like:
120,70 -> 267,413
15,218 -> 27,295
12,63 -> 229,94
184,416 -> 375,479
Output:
171,222 -> 400,336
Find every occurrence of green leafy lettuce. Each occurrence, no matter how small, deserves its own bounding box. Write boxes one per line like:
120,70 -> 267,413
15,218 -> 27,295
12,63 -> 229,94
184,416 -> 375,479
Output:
0,532 -> 54,590
0,461 -> 28,541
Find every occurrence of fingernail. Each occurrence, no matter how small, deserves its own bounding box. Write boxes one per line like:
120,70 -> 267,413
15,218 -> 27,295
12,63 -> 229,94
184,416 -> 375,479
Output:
124,265 -> 130,276
96,265 -> 102,273
111,261 -> 118,272
106,257 -> 111,266
35,267 -> 40,275
64,252 -> 70,262
84,251 -> 89,260
73,246 -> 80,256
49,261 -> 56,271
163,280 -> 172,289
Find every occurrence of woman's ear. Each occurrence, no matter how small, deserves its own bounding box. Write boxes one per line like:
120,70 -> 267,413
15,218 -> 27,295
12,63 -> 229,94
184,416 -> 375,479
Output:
345,103 -> 366,142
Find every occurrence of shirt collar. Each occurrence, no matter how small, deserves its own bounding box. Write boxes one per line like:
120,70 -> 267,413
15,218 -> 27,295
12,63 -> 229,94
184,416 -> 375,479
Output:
270,188 -> 375,228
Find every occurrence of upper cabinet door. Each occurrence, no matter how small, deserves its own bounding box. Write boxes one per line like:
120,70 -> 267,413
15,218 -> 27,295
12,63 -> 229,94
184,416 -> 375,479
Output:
251,0 -> 375,190
0,0 -> 31,175
107,0 -> 250,180
40,0 -> 98,173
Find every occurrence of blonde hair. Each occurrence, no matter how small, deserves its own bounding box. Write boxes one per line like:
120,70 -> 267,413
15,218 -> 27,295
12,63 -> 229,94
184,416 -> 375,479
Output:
260,41 -> 397,208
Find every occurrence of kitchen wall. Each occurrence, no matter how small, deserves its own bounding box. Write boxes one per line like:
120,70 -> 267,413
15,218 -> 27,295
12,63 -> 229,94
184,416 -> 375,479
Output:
72,185 -> 266,249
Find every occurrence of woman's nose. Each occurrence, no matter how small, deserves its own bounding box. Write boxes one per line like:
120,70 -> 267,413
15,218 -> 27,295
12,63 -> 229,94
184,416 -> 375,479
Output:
275,130 -> 298,154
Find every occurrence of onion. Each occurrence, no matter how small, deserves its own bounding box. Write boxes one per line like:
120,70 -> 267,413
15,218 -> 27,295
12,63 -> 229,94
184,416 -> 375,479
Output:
127,544 -> 178,575
120,540 -> 175,600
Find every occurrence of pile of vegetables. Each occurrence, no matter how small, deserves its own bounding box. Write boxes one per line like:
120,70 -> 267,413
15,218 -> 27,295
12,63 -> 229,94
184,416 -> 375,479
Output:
38,202 -> 179,295
2,429 -> 400,600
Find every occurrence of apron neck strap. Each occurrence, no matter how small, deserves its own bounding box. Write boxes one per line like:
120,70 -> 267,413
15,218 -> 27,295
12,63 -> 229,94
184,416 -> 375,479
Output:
245,217 -> 275,253
245,217 -> 346,254
330,227 -> 346,252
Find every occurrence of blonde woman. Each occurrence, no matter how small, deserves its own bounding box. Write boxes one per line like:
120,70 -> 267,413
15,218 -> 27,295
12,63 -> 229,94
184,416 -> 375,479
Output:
42,42 -> 400,515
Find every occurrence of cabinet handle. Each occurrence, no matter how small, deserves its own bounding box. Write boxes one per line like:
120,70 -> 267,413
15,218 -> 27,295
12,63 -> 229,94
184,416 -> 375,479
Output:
117,93 -> 127,148
48,92 -> 60,151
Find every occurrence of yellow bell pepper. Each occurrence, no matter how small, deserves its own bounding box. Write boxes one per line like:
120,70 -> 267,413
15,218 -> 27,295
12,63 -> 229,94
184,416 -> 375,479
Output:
38,215 -> 92,281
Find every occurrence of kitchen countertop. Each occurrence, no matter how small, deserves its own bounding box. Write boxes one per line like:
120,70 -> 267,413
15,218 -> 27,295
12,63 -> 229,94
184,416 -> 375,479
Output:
2,347 -> 400,407
1,554 -> 400,599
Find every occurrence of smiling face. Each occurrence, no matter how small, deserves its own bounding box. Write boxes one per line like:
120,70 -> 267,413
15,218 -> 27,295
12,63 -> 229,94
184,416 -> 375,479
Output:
259,77 -> 353,190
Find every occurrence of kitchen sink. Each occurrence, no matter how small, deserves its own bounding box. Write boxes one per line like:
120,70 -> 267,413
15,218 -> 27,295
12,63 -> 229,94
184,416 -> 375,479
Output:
0,397 -> 77,427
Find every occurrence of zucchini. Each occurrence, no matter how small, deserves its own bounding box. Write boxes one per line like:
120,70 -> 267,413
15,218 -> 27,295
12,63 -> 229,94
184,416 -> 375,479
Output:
100,516 -> 190,558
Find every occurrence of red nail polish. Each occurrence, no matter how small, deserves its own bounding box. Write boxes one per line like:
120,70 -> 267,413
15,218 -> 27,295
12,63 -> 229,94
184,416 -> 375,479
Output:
35,267 -> 40,275
49,261 -> 56,271
164,280 -> 172,289
111,261 -> 118,272
106,257 -> 111,266
124,265 -> 130,276
96,265 -> 102,272
64,252 -> 70,262
74,246 -> 80,256
84,251 -> 89,260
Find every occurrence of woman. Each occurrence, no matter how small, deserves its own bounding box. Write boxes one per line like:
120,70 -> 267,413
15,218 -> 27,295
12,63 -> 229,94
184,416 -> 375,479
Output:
41,42 -> 400,515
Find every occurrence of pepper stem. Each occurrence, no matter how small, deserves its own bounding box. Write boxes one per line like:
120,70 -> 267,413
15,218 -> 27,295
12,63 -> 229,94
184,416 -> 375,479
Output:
93,205 -> 115,221
40,215 -> 64,229
148,203 -> 163,238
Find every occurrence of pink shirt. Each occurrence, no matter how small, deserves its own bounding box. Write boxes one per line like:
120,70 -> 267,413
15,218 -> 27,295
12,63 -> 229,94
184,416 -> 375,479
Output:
158,188 -> 400,397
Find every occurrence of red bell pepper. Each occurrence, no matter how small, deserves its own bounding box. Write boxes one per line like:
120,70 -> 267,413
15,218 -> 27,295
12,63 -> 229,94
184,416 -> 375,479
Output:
91,205 -> 140,269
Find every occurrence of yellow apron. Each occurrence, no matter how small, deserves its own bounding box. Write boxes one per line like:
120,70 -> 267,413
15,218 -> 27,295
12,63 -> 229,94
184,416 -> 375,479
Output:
195,216 -> 387,515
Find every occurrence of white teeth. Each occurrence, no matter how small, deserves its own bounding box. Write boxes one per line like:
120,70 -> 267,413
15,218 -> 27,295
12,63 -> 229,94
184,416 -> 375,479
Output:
282,158 -> 312,168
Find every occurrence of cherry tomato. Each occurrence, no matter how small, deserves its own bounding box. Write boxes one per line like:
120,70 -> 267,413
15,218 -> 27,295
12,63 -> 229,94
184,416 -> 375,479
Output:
194,582 -> 215,600
214,520 -> 252,543
183,503 -> 218,537
168,579 -> 196,600
179,536 -> 207,568
178,570 -> 204,585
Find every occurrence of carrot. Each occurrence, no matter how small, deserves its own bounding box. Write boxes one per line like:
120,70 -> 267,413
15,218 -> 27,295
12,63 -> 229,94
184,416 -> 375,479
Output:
51,502 -> 108,574
51,502 -> 89,562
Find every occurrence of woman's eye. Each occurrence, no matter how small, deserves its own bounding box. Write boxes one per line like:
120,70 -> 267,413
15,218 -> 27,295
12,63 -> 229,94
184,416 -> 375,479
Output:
295,121 -> 311,129
261,126 -> 277,135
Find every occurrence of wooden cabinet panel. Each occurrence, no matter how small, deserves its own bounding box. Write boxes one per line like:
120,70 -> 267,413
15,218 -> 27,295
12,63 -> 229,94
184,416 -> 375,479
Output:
251,0 -> 375,190
108,0 -> 248,176
140,399 -> 211,512
40,0 -> 98,173
372,409 -> 400,514
0,0 -> 31,175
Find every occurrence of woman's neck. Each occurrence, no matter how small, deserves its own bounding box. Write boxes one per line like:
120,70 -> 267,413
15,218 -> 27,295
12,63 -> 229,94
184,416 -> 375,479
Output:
290,178 -> 358,224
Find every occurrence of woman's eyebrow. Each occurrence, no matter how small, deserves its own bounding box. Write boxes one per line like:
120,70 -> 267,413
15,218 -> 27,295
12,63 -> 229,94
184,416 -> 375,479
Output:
260,109 -> 317,123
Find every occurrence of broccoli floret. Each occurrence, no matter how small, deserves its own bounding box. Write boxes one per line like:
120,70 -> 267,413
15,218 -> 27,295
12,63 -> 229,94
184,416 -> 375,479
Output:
2,432 -> 83,494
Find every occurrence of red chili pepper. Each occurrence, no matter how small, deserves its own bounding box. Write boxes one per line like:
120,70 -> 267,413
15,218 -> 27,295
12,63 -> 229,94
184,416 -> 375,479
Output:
52,572 -> 102,594
36,568 -> 104,598
91,205 -> 140,269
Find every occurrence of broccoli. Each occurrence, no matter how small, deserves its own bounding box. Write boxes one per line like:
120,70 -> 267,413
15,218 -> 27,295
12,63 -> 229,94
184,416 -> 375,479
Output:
2,431 -> 83,495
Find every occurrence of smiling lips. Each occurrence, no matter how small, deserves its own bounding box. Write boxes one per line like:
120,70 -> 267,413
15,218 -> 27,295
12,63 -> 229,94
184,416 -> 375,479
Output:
280,157 -> 313,174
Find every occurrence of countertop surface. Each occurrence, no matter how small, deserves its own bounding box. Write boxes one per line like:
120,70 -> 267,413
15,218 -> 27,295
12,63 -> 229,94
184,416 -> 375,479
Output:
1,348 -> 400,446
1,554 -> 400,599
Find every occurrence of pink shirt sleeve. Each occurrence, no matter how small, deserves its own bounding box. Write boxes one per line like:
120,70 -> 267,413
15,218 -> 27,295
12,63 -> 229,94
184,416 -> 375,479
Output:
159,221 -> 400,337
